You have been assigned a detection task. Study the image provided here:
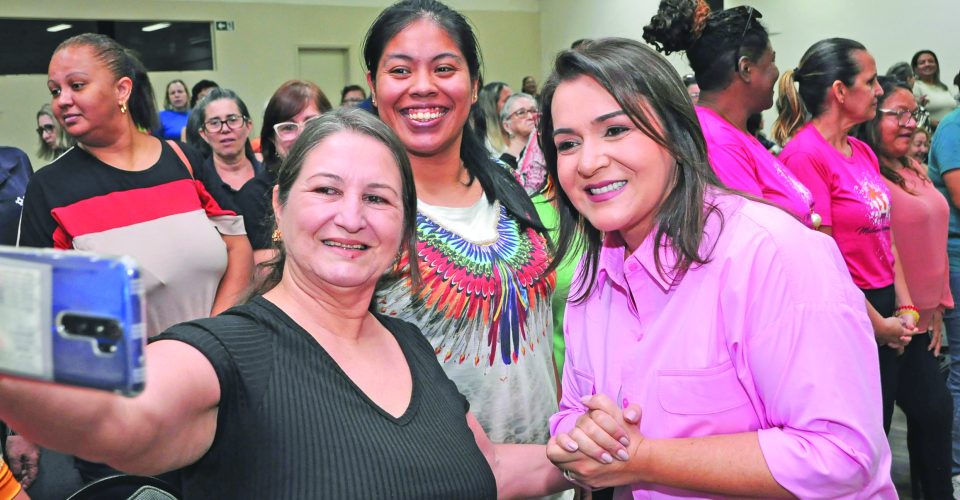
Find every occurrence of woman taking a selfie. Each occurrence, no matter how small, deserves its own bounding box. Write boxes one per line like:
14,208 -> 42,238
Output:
0,109 -> 568,499
539,37 -> 894,498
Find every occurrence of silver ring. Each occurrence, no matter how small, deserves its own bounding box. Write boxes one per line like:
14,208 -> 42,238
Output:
562,469 -> 574,482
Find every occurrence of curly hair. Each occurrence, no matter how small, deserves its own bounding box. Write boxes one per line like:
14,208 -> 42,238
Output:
643,1 -> 769,92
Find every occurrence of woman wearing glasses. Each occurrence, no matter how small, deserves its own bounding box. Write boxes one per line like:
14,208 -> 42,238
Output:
194,88 -> 275,259
260,80 -> 333,175
644,2 -> 817,228
36,103 -> 75,161
498,92 -> 538,170
854,76 -> 953,498
774,39 -> 919,435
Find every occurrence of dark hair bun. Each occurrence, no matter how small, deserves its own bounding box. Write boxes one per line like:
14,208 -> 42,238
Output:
643,0 -> 710,55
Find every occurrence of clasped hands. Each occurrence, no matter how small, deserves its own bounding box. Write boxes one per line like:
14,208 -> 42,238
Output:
547,394 -> 646,490
877,312 -> 918,352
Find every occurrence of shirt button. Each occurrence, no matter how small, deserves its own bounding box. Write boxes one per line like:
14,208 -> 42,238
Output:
626,262 -> 638,273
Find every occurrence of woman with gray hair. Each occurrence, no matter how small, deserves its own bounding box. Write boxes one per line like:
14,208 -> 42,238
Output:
499,92 -> 538,169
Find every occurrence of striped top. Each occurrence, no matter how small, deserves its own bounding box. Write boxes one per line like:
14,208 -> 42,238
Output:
18,141 -> 244,336
154,297 -> 497,499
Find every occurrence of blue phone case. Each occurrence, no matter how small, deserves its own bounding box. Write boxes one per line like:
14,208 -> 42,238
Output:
0,246 -> 145,396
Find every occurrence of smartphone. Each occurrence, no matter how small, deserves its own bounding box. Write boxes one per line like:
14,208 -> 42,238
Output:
0,245 -> 145,396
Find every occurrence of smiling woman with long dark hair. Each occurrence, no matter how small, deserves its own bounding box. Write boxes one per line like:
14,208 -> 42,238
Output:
366,0 -> 561,460
539,36 -> 894,498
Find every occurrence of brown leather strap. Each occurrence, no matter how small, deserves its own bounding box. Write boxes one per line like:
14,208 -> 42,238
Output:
166,140 -> 194,179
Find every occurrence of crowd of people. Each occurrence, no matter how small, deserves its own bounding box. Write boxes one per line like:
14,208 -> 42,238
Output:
3,0 -> 960,498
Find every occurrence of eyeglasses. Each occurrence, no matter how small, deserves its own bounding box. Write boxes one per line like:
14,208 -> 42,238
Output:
273,115 -> 321,140
36,124 -> 56,135
733,6 -> 762,72
878,108 -> 922,127
508,107 -> 539,121
202,114 -> 248,133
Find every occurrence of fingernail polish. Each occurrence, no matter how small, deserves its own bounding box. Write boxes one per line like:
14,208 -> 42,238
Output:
619,437 -> 630,447
617,449 -> 630,461
564,442 -> 578,452
601,452 -> 613,464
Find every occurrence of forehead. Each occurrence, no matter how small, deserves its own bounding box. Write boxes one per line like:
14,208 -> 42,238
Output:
205,98 -> 241,115
853,50 -> 876,75
301,131 -> 402,185
552,76 -> 620,122
49,45 -> 105,75
382,18 -> 465,63
508,96 -> 535,111
884,88 -> 917,108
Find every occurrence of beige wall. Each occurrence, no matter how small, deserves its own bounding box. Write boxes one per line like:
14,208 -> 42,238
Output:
537,0 -> 693,89
0,0 -> 540,168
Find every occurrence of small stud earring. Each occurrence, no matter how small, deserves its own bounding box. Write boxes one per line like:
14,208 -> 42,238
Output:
119,103 -> 127,114
272,228 -> 282,243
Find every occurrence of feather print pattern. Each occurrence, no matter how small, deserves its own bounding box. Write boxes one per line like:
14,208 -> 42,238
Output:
376,202 -> 555,370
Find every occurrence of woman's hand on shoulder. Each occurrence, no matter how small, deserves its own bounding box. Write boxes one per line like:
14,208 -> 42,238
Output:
547,394 -> 645,489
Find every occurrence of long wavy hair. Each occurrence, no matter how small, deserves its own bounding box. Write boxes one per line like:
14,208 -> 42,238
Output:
539,37 -> 723,301
36,103 -> 75,160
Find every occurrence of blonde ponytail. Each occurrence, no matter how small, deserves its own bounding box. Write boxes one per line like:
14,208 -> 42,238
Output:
772,69 -> 807,146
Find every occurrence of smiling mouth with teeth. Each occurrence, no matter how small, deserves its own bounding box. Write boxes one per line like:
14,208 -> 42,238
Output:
323,240 -> 368,250
405,108 -> 446,122
588,181 -> 626,195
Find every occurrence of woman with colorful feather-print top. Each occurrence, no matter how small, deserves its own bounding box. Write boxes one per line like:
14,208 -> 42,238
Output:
367,0 -> 560,452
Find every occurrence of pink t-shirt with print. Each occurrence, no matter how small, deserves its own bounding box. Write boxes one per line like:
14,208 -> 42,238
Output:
696,106 -> 816,226
781,123 -> 894,289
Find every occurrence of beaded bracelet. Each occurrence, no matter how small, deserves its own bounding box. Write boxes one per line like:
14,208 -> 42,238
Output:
895,305 -> 920,324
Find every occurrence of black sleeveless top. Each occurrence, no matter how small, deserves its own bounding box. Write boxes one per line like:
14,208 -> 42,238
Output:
154,296 -> 497,499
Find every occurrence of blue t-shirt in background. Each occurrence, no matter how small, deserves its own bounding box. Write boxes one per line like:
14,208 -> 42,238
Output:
156,109 -> 190,140
928,108 -> 960,269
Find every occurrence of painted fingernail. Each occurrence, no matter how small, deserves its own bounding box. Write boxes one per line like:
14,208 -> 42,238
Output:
624,408 -> 638,420
564,441 -> 578,452
601,452 -> 613,464
619,437 -> 630,447
617,449 -> 630,461
580,395 -> 592,403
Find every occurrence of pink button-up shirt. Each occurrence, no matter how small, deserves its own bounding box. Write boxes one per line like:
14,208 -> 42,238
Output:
551,193 -> 895,499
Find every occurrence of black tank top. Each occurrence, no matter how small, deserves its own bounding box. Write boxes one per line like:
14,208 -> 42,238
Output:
155,296 -> 497,499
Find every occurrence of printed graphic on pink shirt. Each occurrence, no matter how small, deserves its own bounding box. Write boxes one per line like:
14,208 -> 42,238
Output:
773,161 -> 813,205
854,176 -> 891,233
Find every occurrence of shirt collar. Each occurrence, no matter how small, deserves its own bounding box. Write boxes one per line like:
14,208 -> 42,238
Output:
595,190 -> 730,293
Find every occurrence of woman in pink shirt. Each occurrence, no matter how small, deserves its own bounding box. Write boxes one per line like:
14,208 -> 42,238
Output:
643,3 -> 818,227
854,76 -> 953,498
773,38 -> 919,435
538,36 -> 894,498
